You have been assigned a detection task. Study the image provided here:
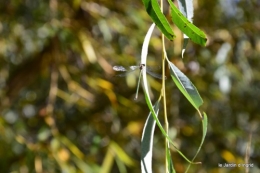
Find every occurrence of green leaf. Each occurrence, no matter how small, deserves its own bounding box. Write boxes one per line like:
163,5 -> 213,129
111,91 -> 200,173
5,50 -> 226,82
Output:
142,74 -> 193,164
140,25 -> 193,164
166,147 -> 176,173
167,60 -> 203,110
185,112 -> 208,172
141,23 -> 156,64
176,0 -> 194,57
177,0 -> 194,22
142,0 -> 175,40
141,101 -> 160,173
167,0 -> 207,46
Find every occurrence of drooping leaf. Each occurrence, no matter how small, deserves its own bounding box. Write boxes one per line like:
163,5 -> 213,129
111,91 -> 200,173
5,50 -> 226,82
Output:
140,24 -> 194,164
185,112 -> 208,172
141,23 -> 156,65
141,101 -> 160,173
167,0 -> 207,46
142,0 -> 175,40
142,70 -> 193,164
167,60 -> 203,110
176,0 -> 194,57
177,0 -> 194,22
166,147 -> 176,173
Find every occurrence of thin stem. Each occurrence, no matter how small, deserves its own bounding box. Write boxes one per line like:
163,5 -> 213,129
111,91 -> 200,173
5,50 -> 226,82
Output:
160,0 -> 170,172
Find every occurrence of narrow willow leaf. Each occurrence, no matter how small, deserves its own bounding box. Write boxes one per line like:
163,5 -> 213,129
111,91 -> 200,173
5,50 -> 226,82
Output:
185,112 -> 208,173
141,101 -> 160,173
140,25 -> 158,173
142,0 -> 175,40
177,0 -> 194,57
166,147 -> 176,173
167,0 -> 207,46
177,0 -> 194,22
192,112 -> 208,160
140,24 -> 194,164
167,60 -> 203,110
141,23 -> 156,65
142,73 -> 193,163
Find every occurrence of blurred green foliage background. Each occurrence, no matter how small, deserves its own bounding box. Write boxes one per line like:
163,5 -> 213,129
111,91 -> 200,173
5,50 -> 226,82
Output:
0,0 -> 260,172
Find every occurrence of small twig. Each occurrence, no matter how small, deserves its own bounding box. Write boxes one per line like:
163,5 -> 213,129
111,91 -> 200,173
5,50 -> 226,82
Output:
160,0 -> 170,172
